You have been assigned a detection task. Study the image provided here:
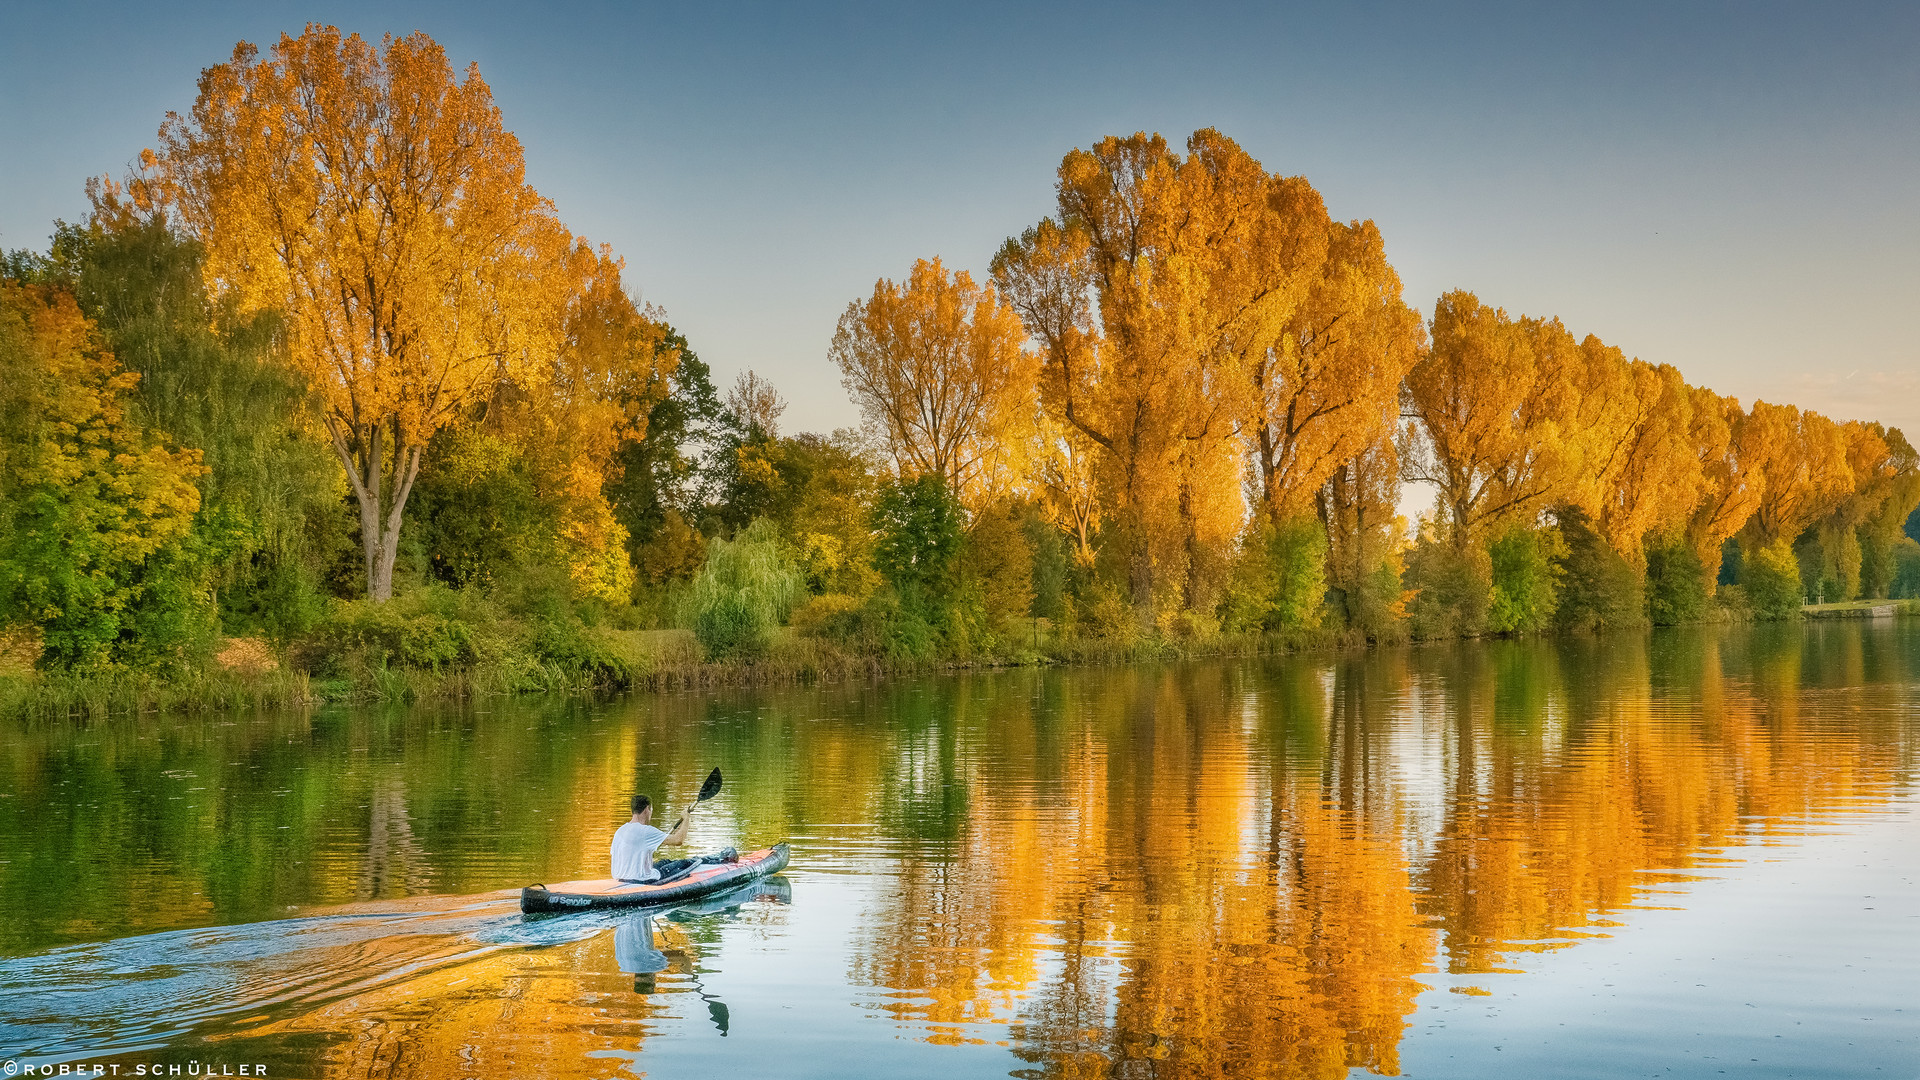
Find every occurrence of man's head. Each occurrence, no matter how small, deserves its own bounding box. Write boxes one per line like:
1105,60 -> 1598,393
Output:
630,794 -> 652,822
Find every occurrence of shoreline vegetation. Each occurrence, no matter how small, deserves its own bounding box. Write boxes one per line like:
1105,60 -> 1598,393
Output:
4,600 -> 1916,723
6,26 -> 1920,724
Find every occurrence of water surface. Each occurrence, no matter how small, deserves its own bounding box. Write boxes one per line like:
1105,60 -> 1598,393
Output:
1,621 -> 1916,1078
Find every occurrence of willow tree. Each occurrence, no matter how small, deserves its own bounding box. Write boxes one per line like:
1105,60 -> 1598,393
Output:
830,257 -> 1036,507
147,25 -> 575,600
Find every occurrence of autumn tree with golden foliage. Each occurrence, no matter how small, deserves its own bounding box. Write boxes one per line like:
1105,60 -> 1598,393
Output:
1680,389 -> 1762,586
830,257 -> 1036,507
1401,292 -> 1581,549
147,25 -> 576,600
1568,349 -> 1704,564
996,130 -> 1325,622
460,243 -> 676,600
1738,402 -> 1860,549
1249,211 -> 1423,524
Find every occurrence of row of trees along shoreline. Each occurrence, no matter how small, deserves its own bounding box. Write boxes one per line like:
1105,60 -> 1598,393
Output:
3,26 -> 1918,706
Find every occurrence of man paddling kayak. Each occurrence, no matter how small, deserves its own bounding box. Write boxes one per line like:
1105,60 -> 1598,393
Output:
611,794 -> 692,883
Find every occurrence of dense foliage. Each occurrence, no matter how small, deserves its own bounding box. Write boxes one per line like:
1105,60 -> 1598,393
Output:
4,26 -> 1918,706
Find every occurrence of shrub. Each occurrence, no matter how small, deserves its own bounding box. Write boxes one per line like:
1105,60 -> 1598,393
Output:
1347,555 -> 1411,643
1488,526 -> 1565,634
1644,538 -> 1709,625
1221,516 -> 1328,632
1552,509 -> 1642,632
790,593 -> 871,642
681,519 -> 804,659
307,588 -> 482,671
1742,538 -> 1803,620
1404,537 -> 1489,639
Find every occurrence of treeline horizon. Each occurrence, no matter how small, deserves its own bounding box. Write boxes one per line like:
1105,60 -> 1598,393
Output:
3,25 -> 1919,690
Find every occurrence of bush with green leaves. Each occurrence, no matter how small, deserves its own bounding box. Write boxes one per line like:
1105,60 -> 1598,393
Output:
1487,526 -> 1565,634
304,586 -> 486,672
1404,537 -> 1489,639
680,519 -> 803,659
1644,538 -> 1709,625
1221,516 -> 1328,632
1742,538 -> 1803,619
1552,510 -> 1642,632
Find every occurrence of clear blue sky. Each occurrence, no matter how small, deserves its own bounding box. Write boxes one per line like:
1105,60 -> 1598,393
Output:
5,1 -> 1918,455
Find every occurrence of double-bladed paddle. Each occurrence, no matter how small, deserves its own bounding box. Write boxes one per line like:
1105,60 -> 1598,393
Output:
672,766 -> 723,833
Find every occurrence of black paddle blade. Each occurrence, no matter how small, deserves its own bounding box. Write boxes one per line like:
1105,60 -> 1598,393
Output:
696,766 -> 723,803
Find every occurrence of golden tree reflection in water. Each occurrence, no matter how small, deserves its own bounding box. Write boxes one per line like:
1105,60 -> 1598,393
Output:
848,628 -> 1912,1078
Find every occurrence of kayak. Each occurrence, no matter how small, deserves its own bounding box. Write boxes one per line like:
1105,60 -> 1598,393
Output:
521,843 -> 790,914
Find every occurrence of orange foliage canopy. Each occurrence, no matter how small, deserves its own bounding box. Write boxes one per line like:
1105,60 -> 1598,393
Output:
830,257 -> 1036,508
147,24 -> 577,599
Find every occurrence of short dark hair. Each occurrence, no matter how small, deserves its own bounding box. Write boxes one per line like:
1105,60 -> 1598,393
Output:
630,794 -> 651,816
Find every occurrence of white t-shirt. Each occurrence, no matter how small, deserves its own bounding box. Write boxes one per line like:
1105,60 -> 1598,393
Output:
611,821 -> 668,882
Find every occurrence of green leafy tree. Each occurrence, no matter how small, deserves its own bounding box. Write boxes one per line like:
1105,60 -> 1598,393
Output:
1403,533 -> 1489,639
1644,537 -> 1708,625
1890,537 -> 1920,599
48,185 -> 343,634
1552,508 -> 1642,632
0,282 -> 207,666
872,474 -> 966,617
605,326 -> 723,558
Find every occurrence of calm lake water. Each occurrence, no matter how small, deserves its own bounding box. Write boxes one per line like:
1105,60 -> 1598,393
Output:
2,621 -> 1916,1079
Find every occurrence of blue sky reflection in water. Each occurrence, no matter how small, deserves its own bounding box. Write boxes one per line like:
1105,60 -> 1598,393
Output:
0,620 -> 1916,1077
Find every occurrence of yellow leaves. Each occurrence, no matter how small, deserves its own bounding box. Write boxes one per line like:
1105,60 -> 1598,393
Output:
147,25 -> 608,598
1741,401 -> 1859,545
560,496 -> 634,603
1250,215 -> 1423,521
830,257 -> 1036,507
1567,351 -> 1704,563
155,32 -> 560,405
999,129 -> 1376,613
1403,291 -> 1579,546
734,443 -> 783,491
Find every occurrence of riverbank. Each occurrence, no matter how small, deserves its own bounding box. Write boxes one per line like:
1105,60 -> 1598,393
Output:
0,621 -> 1350,721
5,600 -> 1915,723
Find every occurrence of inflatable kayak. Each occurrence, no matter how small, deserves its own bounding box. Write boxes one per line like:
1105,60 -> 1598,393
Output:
521,843 -> 790,914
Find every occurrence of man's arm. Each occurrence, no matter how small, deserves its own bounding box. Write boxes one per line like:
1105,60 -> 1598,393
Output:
662,808 -> 691,847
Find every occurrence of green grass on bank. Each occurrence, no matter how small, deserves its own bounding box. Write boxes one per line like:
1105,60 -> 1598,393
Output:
3,596 -> 1913,723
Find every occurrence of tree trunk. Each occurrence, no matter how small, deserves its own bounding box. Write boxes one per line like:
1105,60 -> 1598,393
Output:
1128,530 -> 1156,631
1179,473 -> 1201,612
329,415 -> 425,602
